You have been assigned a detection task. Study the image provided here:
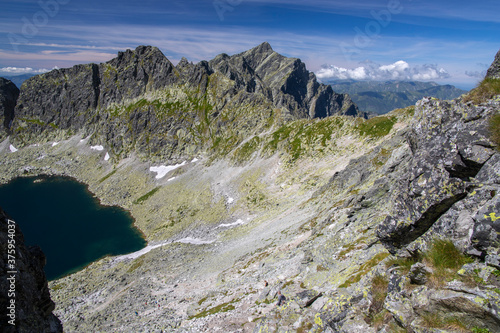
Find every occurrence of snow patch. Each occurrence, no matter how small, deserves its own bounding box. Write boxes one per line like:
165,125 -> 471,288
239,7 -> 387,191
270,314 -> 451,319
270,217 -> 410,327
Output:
191,158 -> 199,163
150,162 -> 186,179
217,219 -> 244,229
52,142 -> 59,147
104,152 -> 110,161
115,242 -> 169,261
9,145 -> 18,153
91,145 -> 104,151
168,177 -> 176,182
227,197 -> 234,204
176,237 -> 215,245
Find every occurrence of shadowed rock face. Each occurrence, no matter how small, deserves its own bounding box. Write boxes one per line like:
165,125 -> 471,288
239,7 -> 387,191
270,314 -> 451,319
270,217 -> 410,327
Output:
486,49 -> 500,79
0,208 -> 63,332
0,78 -> 19,132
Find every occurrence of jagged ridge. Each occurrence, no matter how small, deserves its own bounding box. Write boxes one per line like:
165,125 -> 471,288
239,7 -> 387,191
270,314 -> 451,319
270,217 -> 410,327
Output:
11,43 -> 363,162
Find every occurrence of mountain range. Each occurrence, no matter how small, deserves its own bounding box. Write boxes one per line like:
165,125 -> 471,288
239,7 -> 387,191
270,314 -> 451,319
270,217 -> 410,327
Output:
326,80 -> 468,114
1,74 -> 36,89
0,45 -> 499,333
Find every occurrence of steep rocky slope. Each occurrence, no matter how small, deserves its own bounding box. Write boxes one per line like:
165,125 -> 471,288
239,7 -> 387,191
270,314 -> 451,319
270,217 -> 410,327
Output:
0,78 -> 19,137
0,207 -> 63,332
0,46 -> 498,332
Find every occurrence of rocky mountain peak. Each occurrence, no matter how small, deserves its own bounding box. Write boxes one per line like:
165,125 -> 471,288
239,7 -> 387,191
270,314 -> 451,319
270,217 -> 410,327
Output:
8,43 -> 366,161
486,49 -> 500,79
244,41 -> 274,60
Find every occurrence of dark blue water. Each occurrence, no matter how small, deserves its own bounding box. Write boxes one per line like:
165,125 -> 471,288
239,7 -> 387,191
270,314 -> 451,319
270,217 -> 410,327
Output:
0,176 -> 146,280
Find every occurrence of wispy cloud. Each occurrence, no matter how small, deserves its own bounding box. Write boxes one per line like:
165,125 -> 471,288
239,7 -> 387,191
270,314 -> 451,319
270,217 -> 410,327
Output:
243,0 -> 500,23
316,60 -> 450,81
465,70 -> 487,79
0,49 -> 116,68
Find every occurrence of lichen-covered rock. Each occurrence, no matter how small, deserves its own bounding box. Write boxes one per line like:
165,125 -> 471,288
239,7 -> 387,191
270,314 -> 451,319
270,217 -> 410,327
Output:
0,207 -> 62,332
377,97 -> 499,255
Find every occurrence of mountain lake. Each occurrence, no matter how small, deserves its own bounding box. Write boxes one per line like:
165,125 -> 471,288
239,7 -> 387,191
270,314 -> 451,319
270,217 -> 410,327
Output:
0,175 -> 146,280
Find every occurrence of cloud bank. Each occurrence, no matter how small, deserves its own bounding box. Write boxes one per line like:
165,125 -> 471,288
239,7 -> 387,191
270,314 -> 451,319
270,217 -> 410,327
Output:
316,60 -> 450,82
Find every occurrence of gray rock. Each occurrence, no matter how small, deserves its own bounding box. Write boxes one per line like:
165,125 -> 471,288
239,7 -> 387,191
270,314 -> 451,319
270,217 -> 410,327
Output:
486,49 -> 500,79
376,97 -> 500,254
408,263 -> 431,285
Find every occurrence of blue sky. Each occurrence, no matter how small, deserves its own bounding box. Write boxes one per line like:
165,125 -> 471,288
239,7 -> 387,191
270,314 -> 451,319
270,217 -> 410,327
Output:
0,0 -> 499,89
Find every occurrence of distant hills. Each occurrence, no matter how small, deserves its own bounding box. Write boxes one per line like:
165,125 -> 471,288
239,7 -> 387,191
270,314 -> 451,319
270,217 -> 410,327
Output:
326,80 -> 468,114
2,74 -> 37,88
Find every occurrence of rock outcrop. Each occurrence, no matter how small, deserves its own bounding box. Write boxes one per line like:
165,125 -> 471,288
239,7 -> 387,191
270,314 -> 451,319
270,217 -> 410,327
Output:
0,78 -> 19,134
486,49 -> 500,79
0,207 -> 63,332
376,96 -> 499,256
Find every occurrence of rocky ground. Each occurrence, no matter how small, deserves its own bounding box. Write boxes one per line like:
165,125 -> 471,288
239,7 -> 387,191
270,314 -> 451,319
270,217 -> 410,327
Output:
2,92 -> 500,332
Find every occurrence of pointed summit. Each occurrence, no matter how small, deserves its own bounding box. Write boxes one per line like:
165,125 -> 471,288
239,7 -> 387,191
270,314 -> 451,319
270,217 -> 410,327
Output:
242,42 -> 275,59
255,41 -> 273,53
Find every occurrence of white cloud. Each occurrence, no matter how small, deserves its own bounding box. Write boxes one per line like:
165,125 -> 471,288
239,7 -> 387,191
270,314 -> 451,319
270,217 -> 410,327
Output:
0,66 -> 51,75
316,60 -> 450,82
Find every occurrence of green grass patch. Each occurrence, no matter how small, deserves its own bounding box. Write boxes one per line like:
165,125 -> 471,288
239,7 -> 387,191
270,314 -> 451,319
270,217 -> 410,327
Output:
420,312 -> 469,332
50,283 -> 66,291
127,257 -> 144,273
463,78 -> 500,104
189,301 -> 237,319
366,274 -> 389,326
339,252 -> 390,288
424,239 -> 474,288
425,239 -> 472,270
489,113 -> 500,151
99,169 -> 117,183
263,117 -> 345,161
231,136 -> 261,164
356,115 -> 397,138
133,187 -> 160,204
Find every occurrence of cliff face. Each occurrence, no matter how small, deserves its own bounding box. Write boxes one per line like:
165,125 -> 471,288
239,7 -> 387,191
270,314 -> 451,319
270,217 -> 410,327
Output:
0,78 -> 19,135
12,43 -> 362,161
0,208 -> 63,333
